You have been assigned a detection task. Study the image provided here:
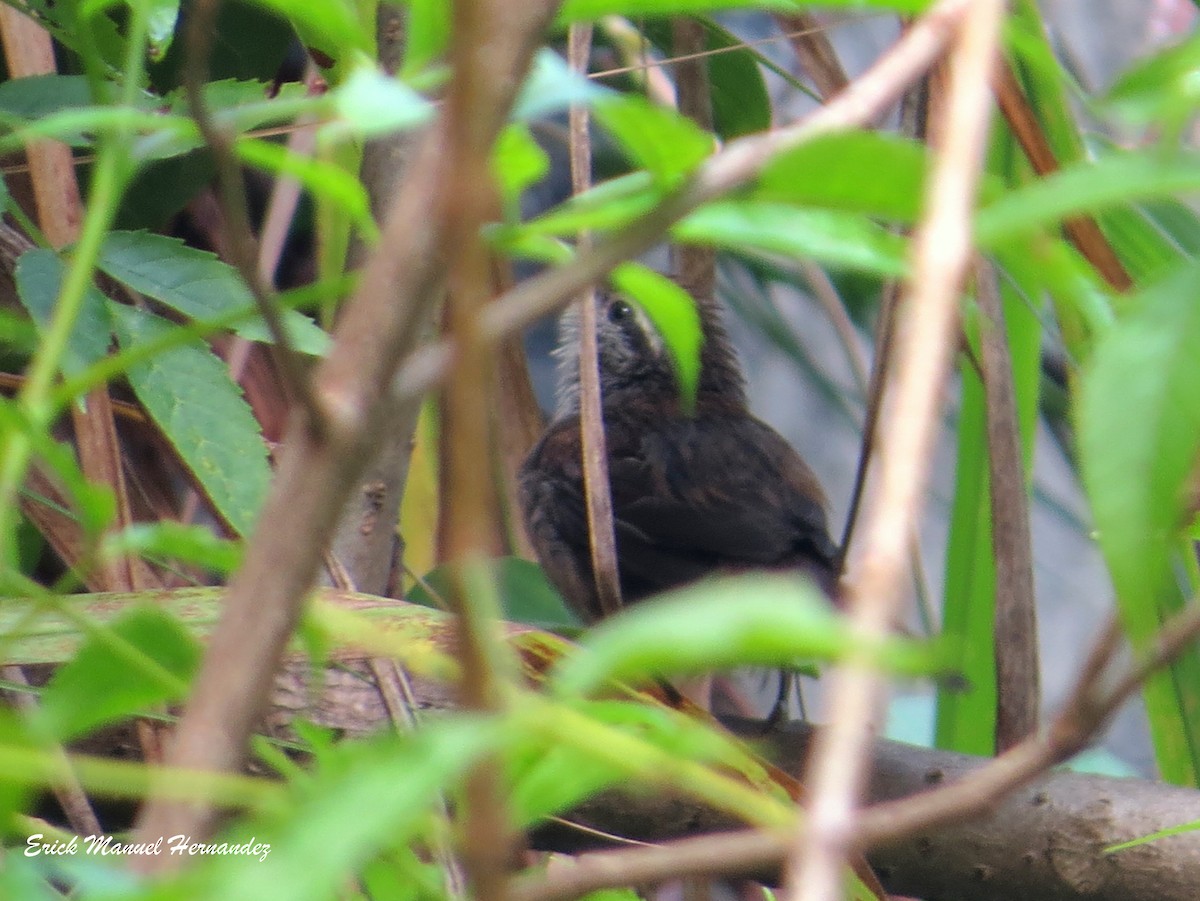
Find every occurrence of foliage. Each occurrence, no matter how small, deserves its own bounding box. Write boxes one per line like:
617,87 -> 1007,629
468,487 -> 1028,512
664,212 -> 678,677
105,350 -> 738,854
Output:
0,0 -> 1199,898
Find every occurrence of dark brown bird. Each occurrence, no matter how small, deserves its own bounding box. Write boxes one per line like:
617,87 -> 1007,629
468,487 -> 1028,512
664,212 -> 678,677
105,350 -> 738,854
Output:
519,289 -> 839,624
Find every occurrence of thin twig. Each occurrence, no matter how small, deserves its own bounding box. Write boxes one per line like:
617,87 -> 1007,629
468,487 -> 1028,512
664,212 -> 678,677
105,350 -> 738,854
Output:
784,1 -> 1004,898
977,258 -> 1039,750
776,12 -> 850,100
568,22 -> 623,618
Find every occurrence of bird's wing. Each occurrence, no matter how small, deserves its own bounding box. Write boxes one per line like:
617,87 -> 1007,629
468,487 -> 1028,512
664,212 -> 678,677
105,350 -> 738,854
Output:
607,416 -> 838,598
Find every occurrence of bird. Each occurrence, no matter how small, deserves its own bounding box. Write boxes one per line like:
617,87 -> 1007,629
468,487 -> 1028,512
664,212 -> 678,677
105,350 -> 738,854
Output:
519,288 -> 840,626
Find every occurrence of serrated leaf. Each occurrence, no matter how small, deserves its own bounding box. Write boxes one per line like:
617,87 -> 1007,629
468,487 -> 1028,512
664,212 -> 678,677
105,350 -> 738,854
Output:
675,200 -> 909,276
14,249 -> 113,379
550,573 -> 946,696
98,230 -> 330,355
0,75 -> 93,120
39,606 -> 199,741
593,94 -> 713,183
110,304 -> 271,536
609,263 -> 703,412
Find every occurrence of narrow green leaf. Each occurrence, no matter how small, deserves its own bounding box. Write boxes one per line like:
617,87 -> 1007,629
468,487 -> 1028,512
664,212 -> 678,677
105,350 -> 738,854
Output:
976,151 -> 1200,249
609,263 -> 703,412
1106,818 -> 1200,853
593,93 -> 713,183
675,200 -> 909,276
556,0 -> 931,23
98,230 -> 330,355
39,606 -> 199,741
109,304 -> 271,536
1105,28 -> 1200,130
512,49 -> 608,121
521,171 -> 661,236
754,131 -> 928,222
402,0 -> 452,77
935,349 -> 997,755
235,136 -> 378,242
183,720 -> 497,901
325,65 -> 435,141
1078,260 -> 1200,784
0,75 -> 93,120
243,0 -> 370,70
493,123 -> 550,214
550,573 -> 946,696
14,249 -> 113,379
408,557 -> 583,633
101,521 -> 244,576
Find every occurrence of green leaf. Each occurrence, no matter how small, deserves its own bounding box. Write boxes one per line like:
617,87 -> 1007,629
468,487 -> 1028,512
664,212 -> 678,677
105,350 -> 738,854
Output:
550,573 -> 947,696
178,720 -> 497,901
675,200 -> 909,276
403,0 -> 452,77
1106,818 -> 1200,853
109,304 -> 271,536
145,0 -> 182,60
243,0 -> 370,71
235,137 -> 378,241
1106,29 -> 1200,131
98,230 -> 330,355
754,131 -> 928,222
14,249 -> 113,379
1078,260 -> 1200,784
0,75 -> 93,120
409,557 -> 583,633
325,65 -> 435,141
637,17 -> 771,140
557,0 -> 932,23
1079,261 -> 1200,613
521,171 -> 661,236
593,93 -> 713,183
39,606 -> 199,741
0,403 -> 116,542
101,522 -> 244,577
493,124 -> 550,214
976,151 -> 1200,249
512,49 -> 609,121
609,263 -> 703,412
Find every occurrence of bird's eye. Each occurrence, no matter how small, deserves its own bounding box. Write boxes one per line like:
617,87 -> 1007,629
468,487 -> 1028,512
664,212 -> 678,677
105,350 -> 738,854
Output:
608,300 -> 633,323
